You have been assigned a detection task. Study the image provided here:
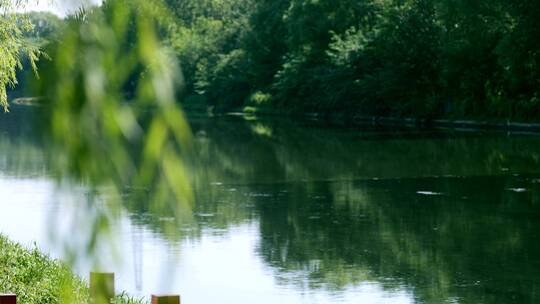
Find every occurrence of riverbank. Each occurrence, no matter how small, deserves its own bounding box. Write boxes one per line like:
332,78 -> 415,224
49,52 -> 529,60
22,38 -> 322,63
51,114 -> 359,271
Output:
0,234 -> 145,304
11,96 -> 540,133
193,103 -> 540,133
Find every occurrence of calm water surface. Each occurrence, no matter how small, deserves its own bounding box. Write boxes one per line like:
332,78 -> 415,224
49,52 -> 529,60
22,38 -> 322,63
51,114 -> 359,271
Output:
1,106 -> 540,303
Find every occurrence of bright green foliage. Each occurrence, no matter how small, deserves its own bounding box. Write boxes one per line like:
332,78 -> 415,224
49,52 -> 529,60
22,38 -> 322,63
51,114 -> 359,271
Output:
0,234 -> 88,304
0,0 -> 42,112
33,0 -> 194,258
0,234 -> 148,304
167,0 -> 253,108
38,0 -> 192,197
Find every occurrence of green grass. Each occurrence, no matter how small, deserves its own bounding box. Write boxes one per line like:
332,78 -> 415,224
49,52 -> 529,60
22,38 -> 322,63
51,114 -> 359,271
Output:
0,234 -> 146,304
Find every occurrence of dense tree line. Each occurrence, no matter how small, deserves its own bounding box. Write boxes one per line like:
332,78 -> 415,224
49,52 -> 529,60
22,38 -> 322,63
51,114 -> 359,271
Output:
167,0 -> 540,119
5,0 -> 540,119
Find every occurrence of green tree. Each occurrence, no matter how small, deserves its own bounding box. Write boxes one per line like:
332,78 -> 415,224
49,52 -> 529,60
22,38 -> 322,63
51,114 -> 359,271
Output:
21,11 -> 63,43
494,0 -> 540,117
436,0 -> 505,116
0,0 -> 41,111
166,0 -> 254,107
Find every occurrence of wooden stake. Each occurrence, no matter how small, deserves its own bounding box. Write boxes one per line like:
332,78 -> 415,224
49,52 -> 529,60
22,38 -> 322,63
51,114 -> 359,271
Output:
151,295 -> 181,304
90,272 -> 115,304
0,294 -> 16,304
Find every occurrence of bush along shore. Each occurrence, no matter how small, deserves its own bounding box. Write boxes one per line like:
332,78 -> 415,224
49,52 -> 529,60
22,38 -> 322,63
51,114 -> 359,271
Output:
0,234 -> 145,304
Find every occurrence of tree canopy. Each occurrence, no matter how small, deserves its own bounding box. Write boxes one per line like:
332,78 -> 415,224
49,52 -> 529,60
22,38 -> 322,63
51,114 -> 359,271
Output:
163,0 -> 540,119
5,0 -> 540,119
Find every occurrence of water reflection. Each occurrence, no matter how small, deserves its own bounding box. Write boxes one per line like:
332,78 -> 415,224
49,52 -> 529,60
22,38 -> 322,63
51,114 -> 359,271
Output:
2,106 -> 540,303
249,177 -> 540,303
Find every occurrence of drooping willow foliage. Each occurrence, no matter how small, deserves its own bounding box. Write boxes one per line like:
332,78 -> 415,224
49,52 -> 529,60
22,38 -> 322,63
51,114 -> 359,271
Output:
33,0 -> 194,266
0,0 -> 41,111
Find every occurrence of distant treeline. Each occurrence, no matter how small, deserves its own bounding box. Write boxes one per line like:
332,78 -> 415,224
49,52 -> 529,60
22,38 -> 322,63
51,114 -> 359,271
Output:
15,0 -> 540,119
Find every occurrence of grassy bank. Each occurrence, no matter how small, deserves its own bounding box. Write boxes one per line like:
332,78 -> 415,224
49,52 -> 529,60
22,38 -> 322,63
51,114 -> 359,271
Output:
0,234 -> 145,304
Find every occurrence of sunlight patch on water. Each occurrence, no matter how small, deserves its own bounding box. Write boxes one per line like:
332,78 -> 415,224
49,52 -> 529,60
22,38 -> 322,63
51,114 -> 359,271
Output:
506,188 -> 528,193
416,191 -> 444,196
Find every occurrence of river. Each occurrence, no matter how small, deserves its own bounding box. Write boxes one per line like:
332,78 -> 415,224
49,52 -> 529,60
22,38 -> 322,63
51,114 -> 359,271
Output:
1,105 -> 540,303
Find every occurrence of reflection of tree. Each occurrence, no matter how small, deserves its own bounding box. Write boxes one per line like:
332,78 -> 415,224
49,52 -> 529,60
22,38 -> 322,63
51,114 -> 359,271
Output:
254,177 -> 540,303
188,116 -> 540,185
183,117 -> 540,303
120,116 -> 540,303
0,106 -> 45,177
4,108 -> 540,303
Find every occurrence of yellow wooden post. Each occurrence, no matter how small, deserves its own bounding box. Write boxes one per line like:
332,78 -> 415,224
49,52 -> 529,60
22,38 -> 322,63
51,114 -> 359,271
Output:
90,272 -> 115,304
151,295 -> 181,304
